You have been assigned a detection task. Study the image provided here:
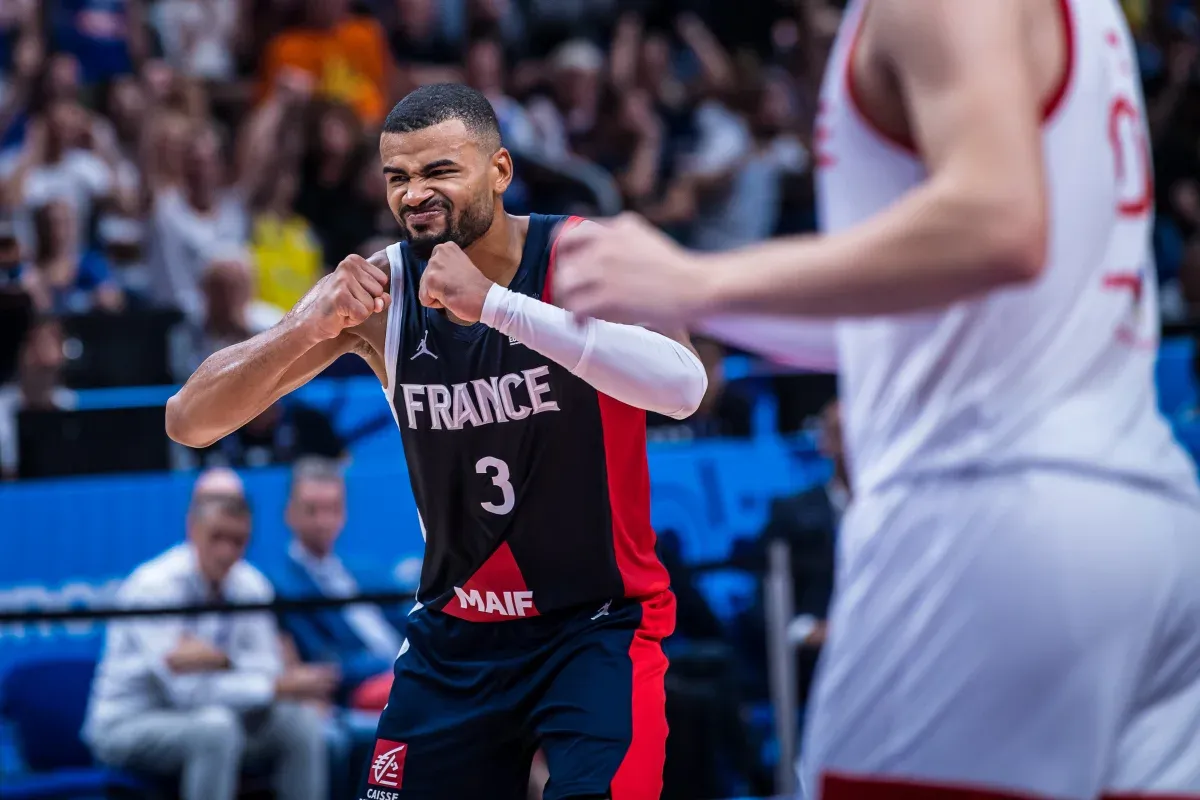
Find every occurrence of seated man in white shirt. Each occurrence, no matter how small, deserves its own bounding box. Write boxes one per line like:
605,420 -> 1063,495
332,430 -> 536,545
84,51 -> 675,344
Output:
83,490 -> 335,800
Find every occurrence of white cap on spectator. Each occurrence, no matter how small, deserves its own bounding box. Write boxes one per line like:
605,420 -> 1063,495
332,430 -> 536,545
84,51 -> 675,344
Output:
551,40 -> 604,74
193,467 -> 245,500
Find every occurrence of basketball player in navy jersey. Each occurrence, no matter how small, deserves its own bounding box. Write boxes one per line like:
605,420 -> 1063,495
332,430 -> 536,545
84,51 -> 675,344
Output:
166,83 -> 708,800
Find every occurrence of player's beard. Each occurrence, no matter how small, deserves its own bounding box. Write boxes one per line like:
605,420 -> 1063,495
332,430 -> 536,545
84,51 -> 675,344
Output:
402,192 -> 495,261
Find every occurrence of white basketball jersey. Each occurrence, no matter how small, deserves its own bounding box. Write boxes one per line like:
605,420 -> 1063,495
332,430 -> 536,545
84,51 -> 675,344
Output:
817,0 -> 1200,498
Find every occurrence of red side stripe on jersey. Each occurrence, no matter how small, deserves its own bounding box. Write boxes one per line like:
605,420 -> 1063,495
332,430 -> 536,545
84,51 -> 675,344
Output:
544,215 -> 670,598
610,592 -> 674,800
843,0 -> 1076,154
596,394 -> 670,596
541,214 -> 585,305
441,541 -> 540,621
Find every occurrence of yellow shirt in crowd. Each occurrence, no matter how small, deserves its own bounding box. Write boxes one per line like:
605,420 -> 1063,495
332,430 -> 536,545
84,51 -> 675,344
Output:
251,215 -> 323,313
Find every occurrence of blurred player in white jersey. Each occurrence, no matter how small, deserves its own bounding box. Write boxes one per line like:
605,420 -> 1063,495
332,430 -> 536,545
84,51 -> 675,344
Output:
553,0 -> 1200,798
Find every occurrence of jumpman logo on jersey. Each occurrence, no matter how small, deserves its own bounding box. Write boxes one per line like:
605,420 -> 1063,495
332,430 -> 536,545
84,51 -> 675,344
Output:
411,329 -> 437,361
591,600 -> 612,621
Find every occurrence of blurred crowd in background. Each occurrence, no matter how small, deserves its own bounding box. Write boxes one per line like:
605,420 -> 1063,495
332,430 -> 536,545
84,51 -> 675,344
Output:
1,0 -> 1200,479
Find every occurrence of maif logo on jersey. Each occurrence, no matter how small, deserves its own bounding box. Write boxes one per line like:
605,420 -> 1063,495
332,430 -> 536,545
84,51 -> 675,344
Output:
368,739 -> 407,790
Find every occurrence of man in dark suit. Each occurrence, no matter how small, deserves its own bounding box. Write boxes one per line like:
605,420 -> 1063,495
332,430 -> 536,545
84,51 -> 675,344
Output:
269,457 -> 408,705
734,399 -> 848,704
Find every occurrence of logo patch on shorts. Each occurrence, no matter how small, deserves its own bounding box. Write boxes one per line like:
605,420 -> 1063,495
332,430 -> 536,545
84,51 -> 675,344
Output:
368,739 -> 407,788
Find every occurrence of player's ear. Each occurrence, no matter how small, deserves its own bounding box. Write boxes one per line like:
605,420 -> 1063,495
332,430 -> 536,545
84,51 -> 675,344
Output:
492,147 -> 513,195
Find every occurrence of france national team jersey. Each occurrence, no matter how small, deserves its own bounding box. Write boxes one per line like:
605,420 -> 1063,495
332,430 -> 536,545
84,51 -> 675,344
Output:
382,214 -> 670,621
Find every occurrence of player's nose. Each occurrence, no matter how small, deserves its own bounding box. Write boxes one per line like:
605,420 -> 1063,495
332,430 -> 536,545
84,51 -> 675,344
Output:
402,185 -> 435,206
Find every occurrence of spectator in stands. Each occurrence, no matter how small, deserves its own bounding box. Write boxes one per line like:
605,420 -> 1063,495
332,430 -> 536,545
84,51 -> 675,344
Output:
173,246 -> 278,379
146,94 -> 281,320
1,100 -> 116,243
0,1 -> 42,150
525,39 -> 605,159
152,0 -> 240,81
297,100 -> 377,266
250,169 -> 323,314
92,75 -> 148,215
733,398 -> 844,704
26,199 -> 124,313
389,0 -> 463,87
465,34 -> 537,151
83,487 -> 333,800
0,315 -> 76,479
271,457 -> 406,706
259,0 -> 393,127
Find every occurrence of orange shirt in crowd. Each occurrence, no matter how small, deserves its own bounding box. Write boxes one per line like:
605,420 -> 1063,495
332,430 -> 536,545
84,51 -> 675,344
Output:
260,17 -> 391,126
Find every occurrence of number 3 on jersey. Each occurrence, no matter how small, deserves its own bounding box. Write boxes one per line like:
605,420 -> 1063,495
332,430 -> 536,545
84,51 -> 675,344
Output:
476,456 -> 515,515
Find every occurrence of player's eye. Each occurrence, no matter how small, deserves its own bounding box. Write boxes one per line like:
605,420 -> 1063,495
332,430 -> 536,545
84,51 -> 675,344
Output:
427,170 -> 452,178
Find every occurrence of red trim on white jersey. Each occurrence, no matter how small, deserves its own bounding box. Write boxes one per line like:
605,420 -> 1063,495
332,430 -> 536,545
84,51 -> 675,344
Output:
843,0 -> 1077,155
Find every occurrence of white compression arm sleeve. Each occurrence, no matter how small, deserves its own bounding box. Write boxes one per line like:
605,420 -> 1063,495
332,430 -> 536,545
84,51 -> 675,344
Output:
697,315 -> 839,373
481,284 -> 708,419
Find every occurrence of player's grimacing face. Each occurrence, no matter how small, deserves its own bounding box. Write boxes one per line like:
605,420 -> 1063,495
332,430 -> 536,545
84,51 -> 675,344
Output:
379,120 -> 510,260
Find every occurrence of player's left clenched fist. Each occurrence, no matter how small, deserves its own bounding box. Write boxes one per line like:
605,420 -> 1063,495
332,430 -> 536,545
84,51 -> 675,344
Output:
419,242 -> 493,324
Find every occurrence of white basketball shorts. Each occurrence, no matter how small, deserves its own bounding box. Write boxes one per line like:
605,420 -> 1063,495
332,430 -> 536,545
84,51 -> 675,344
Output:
799,467 -> 1200,800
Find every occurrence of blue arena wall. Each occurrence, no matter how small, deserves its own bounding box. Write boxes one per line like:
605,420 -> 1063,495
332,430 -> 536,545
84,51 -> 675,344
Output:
0,433 -> 831,672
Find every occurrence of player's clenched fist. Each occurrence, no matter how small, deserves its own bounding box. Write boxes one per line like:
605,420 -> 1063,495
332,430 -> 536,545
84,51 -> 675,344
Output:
302,254 -> 391,340
553,213 -> 708,328
419,242 -> 493,324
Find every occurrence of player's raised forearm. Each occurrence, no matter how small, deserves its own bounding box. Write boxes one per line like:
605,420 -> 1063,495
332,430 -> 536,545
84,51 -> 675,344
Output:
165,315 -> 333,448
167,254 -> 391,447
482,285 -> 707,418
699,176 -> 1045,319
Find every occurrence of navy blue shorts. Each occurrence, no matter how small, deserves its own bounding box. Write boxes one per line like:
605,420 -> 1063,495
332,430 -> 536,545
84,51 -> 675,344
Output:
355,591 -> 674,800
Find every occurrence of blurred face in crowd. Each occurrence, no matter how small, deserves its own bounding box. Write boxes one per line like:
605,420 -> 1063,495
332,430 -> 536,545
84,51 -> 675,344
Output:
188,499 -> 252,587
287,477 -> 347,558
185,128 -> 224,207
202,256 -> 251,329
19,318 -> 65,399
380,118 -> 510,260
555,65 -> 601,113
640,34 -> 671,88
466,39 -> 505,95
754,77 -> 794,138
395,0 -> 435,35
43,53 -> 81,103
108,77 -> 147,139
45,100 -> 88,156
318,104 -> 359,160
267,170 -> 300,215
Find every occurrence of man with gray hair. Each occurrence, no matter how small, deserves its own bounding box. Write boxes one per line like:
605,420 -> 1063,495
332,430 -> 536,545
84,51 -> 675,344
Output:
83,478 -> 334,800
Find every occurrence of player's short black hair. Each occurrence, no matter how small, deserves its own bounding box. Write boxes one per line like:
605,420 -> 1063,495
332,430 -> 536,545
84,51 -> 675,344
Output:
382,83 -> 501,151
